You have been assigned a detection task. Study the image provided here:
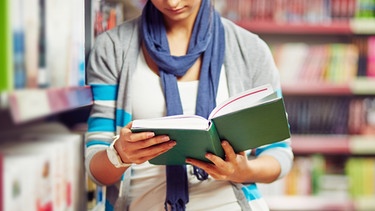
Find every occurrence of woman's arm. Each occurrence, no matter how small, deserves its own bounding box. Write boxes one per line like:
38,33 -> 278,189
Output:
89,123 -> 177,185
186,140 -> 293,184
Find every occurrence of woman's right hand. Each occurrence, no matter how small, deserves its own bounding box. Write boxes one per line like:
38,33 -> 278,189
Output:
114,122 -> 176,165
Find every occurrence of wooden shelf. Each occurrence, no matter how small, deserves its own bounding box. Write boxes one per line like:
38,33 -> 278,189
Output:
282,78 -> 375,96
350,19 -> 375,34
265,195 -> 375,211
236,21 -> 352,35
282,83 -> 352,96
291,135 -> 351,154
349,77 -> 375,95
291,135 -> 375,155
7,86 -> 92,124
235,20 -> 375,35
349,135 -> 375,154
265,195 -> 356,211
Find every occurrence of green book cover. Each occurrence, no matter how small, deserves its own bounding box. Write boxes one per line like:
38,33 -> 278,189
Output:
131,84 -> 291,165
133,124 -> 224,165
212,97 -> 290,153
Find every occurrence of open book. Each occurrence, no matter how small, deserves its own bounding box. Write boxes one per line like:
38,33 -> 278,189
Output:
131,84 -> 291,165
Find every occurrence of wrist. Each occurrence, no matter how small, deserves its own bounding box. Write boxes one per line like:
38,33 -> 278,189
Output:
106,135 -> 132,168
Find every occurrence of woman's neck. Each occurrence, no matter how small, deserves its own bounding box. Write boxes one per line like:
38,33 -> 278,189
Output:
164,18 -> 195,56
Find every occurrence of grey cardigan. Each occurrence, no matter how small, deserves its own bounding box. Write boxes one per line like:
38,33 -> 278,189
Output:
86,16 -> 293,210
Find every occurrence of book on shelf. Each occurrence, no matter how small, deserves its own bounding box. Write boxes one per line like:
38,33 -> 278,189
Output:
24,0 -> 40,88
11,0 -> 26,89
46,0 -> 85,87
0,132 -> 84,211
2,153 -> 48,211
131,84 -> 291,165
368,36 -> 375,78
273,42 -> 359,84
4,0 -> 86,90
346,157 -> 375,197
0,0 -> 12,93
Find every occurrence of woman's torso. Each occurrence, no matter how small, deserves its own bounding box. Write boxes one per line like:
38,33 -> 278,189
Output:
127,50 -> 242,211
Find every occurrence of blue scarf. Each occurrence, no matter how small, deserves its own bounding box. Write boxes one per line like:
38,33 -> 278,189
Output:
141,0 -> 225,210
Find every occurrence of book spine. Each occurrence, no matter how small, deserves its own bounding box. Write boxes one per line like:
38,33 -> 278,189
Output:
208,123 -> 224,158
0,153 -> 3,211
367,36 -> 375,78
69,0 -> 86,87
0,0 -> 12,92
23,0 -> 40,88
38,0 -> 48,88
12,0 -> 26,89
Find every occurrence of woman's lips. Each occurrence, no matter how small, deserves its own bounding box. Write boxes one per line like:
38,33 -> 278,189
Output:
166,7 -> 185,14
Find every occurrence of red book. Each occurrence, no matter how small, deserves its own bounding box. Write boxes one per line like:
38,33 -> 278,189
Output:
0,153 -> 3,211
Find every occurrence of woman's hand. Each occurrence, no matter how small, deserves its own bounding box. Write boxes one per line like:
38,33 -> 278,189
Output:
186,140 -> 252,183
115,122 -> 176,165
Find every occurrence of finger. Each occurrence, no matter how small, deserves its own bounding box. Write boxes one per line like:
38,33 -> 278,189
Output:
137,135 -> 172,149
132,142 -> 176,164
221,141 -> 236,161
122,139 -> 176,164
204,153 -> 226,167
186,158 -> 211,170
186,158 -> 227,180
125,121 -> 133,129
129,131 -> 157,143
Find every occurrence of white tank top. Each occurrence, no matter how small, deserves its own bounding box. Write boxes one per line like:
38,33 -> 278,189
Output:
128,51 -> 241,211
131,50 -> 229,119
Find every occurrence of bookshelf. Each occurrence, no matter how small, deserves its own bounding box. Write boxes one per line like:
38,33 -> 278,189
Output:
0,0 -> 91,124
235,19 -> 375,35
218,0 -> 375,210
1,0 -> 90,210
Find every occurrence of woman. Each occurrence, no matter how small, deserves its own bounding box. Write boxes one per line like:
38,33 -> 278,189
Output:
85,0 -> 293,210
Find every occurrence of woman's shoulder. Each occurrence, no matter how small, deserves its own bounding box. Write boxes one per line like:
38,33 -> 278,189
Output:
221,17 -> 269,53
221,17 -> 270,58
110,16 -> 141,37
221,17 -> 259,40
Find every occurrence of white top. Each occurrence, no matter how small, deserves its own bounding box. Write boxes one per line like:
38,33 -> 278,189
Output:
132,50 -> 229,119
129,51 -> 241,211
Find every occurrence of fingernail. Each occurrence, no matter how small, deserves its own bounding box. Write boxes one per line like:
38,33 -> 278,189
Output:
147,132 -> 155,138
162,136 -> 170,141
169,141 -> 176,147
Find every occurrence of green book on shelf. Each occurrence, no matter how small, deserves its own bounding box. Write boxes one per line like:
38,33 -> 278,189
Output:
131,84 -> 291,165
0,0 -> 12,92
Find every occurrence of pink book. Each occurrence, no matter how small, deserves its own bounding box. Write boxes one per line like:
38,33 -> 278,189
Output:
367,36 -> 375,77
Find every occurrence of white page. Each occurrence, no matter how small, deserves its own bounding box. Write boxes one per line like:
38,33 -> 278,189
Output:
132,84 -> 275,130
208,83 -> 274,119
132,115 -> 209,130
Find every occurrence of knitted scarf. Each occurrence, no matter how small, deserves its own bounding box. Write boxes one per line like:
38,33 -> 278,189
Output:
141,0 -> 225,210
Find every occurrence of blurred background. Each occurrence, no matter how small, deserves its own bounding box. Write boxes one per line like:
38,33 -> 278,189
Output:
0,0 -> 375,210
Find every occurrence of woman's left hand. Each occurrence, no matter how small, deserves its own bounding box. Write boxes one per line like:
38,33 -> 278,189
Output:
185,140 -> 252,183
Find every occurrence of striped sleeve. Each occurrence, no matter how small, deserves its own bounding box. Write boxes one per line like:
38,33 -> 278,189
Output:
85,84 -> 118,185
84,31 -> 123,185
255,138 -> 294,179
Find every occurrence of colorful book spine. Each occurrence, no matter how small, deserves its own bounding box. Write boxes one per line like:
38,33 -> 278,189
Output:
367,36 -> 375,77
12,0 -> 26,89
38,0 -> 47,88
355,0 -> 375,19
24,0 -> 40,88
220,0 -> 360,23
0,0 -> 13,92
